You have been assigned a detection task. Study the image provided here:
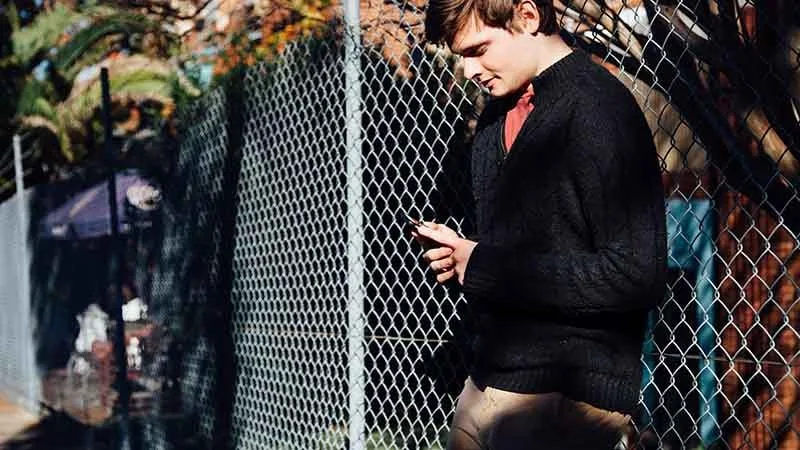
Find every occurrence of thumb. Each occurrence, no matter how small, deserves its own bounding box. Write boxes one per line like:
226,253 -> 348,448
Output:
415,224 -> 459,247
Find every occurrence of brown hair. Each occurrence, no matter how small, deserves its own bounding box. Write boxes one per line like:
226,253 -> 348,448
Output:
424,0 -> 559,47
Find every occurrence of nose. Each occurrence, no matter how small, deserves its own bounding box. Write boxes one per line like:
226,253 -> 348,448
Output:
462,57 -> 481,82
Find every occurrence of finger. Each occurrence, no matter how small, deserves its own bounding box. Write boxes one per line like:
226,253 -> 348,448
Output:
436,269 -> 455,284
423,220 -> 455,232
423,247 -> 453,262
430,257 -> 455,272
411,231 -> 430,245
416,224 -> 459,248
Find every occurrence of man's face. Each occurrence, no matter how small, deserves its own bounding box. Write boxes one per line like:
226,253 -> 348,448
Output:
450,14 -> 538,97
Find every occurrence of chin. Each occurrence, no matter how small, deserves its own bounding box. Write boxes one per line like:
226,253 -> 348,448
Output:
489,86 -> 511,98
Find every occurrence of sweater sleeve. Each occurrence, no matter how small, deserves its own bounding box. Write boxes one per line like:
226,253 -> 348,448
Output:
461,99 -> 667,315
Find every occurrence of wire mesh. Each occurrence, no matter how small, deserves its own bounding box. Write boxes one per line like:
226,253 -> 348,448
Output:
0,188 -> 39,413
0,1 -> 797,449
141,1 -> 800,447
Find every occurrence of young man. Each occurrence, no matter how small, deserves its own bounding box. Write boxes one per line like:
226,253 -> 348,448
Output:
412,0 -> 667,448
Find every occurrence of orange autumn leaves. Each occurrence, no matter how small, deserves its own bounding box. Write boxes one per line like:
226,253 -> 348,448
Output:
211,0 -> 425,79
212,0 -> 338,77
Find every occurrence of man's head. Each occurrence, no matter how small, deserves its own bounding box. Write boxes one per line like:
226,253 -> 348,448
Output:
425,0 -> 561,97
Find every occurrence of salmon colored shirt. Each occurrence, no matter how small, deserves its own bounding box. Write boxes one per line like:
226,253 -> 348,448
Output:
503,85 -> 535,152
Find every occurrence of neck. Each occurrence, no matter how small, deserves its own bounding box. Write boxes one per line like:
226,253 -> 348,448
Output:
531,35 -> 573,77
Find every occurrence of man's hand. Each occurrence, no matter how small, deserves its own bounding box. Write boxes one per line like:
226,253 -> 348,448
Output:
412,222 -> 477,285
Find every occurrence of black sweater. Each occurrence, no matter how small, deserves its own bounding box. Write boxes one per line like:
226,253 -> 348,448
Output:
461,49 -> 667,415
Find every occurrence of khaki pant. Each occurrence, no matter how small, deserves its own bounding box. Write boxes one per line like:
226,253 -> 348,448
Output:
447,378 -> 631,450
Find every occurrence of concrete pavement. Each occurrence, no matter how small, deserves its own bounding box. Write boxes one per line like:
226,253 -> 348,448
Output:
0,393 -> 38,445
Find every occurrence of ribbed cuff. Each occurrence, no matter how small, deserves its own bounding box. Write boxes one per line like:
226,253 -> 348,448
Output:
462,242 -> 505,299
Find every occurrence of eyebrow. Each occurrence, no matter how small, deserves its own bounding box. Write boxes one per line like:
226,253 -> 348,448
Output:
453,38 -> 489,56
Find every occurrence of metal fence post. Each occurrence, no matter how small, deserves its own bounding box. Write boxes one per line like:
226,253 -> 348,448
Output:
343,0 -> 366,447
12,135 -> 26,249
13,134 -> 35,409
100,68 -> 131,450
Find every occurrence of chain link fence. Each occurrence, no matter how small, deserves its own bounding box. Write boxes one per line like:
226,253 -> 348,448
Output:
0,187 -> 39,413
141,1 -> 800,449
2,0 -> 800,449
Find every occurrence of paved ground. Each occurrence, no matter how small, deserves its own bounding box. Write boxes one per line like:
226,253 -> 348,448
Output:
0,393 -> 39,445
0,398 -> 99,450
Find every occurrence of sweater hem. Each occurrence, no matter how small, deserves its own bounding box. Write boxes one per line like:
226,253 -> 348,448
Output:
471,366 -> 640,416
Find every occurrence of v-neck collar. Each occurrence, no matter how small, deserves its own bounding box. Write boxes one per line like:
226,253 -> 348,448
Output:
494,49 -> 585,164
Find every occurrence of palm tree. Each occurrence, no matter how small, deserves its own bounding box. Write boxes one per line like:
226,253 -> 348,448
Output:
18,53 -> 199,162
1,2 -> 201,201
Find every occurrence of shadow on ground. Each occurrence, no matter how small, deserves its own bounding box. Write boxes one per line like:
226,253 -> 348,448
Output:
0,412 -> 109,450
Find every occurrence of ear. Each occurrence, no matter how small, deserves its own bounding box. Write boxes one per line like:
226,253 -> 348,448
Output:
516,0 -> 542,35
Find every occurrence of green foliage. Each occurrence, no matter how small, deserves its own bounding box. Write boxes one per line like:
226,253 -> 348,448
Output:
1,5 -> 15,57
17,57 -> 198,160
6,2 -> 20,33
52,12 -> 161,72
60,38 -> 111,81
1,0 -> 204,193
17,78 -> 57,119
11,3 -> 84,67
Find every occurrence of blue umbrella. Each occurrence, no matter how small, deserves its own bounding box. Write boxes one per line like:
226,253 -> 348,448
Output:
40,172 -> 160,240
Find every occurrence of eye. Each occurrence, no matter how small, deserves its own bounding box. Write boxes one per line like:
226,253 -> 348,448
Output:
460,44 -> 487,58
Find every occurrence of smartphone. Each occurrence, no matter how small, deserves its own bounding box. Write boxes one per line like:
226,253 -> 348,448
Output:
398,211 -> 437,251
397,211 -> 429,230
